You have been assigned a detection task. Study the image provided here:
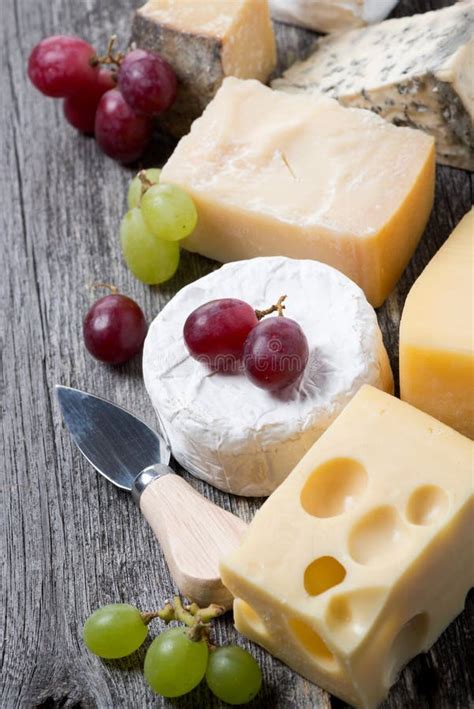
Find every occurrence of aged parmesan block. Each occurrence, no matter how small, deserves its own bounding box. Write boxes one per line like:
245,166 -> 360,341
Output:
270,0 -> 398,33
161,78 -> 435,307
400,209 -> 474,439
131,0 -> 276,137
273,2 -> 474,170
221,385 -> 474,709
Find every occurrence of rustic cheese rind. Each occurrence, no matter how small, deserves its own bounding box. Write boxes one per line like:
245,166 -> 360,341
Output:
221,385 -> 474,708
143,257 -> 393,496
400,209 -> 474,439
270,0 -> 399,33
131,0 -> 276,137
161,77 -> 435,307
273,2 -> 474,170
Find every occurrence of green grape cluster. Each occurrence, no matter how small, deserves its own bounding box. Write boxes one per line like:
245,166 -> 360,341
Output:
82,599 -> 262,705
121,169 -> 198,285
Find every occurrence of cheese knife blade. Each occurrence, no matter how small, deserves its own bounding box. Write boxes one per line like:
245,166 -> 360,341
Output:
56,385 -> 170,490
56,385 -> 246,609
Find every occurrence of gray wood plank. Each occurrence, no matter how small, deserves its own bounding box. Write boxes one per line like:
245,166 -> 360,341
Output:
1,0 -> 472,708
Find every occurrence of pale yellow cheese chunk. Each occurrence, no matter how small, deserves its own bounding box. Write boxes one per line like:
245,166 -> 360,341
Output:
161,78 -> 435,306
400,209 -> 474,439
220,385 -> 473,709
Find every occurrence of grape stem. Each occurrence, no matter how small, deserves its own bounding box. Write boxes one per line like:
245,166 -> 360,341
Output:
140,596 -> 225,643
138,170 -> 157,196
89,282 -> 119,295
90,35 -> 125,68
255,294 -> 287,320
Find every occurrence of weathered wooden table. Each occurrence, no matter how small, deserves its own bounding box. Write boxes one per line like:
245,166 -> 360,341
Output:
2,0 -> 473,707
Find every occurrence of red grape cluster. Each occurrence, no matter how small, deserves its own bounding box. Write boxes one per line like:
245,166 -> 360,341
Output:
28,35 -> 177,163
184,297 -> 309,391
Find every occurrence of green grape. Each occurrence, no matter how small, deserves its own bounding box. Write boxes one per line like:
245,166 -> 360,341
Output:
127,168 -> 162,209
120,208 -> 180,285
141,183 -> 198,242
144,627 -> 209,697
83,604 -> 147,659
206,645 -> 262,705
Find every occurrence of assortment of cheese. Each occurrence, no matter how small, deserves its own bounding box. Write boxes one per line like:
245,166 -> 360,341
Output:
138,1 -> 473,707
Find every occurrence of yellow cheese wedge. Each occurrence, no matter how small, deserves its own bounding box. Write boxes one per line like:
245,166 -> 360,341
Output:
220,385 -> 473,709
400,209 -> 474,439
161,78 -> 435,307
132,1 -> 276,136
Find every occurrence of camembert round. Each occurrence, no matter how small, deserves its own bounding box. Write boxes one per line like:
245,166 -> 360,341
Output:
143,257 -> 393,496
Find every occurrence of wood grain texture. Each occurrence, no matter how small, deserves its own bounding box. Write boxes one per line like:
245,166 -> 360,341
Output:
1,0 -> 472,708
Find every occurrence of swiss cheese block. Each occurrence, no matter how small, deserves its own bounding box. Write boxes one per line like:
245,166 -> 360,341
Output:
273,2 -> 474,170
400,209 -> 474,439
221,385 -> 474,708
270,0 -> 398,33
143,257 -> 393,496
161,78 -> 435,307
131,0 -> 276,137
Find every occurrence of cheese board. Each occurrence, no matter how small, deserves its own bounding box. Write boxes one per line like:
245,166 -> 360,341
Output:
2,0 -> 473,708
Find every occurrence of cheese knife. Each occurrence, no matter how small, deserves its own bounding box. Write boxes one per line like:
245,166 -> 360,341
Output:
56,385 -> 247,610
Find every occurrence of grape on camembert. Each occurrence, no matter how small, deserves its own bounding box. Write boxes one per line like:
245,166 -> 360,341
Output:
143,257 -> 393,496
184,295 -> 310,391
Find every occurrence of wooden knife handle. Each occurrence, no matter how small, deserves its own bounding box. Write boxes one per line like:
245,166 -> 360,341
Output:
137,469 -> 247,610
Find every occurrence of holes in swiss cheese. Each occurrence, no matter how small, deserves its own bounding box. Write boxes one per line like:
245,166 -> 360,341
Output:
348,505 -> 409,566
234,599 -> 268,639
406,485 -> 449,526
326,588 -> 387,640
288,618 -> 336,668
384,613 -> 429,686
304,556 -> 346,596
300,457 -> 368,518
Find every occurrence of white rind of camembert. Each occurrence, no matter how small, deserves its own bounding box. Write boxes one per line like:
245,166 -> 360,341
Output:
143,257 -> 393,496
273,2 -> 474,170
270,0 -> 399,33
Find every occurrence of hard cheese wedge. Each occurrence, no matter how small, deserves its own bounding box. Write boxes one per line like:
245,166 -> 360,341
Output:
273,2 -> 474,170
220,385 -> 473,709
270,0 -> 399,33
132,0 -> 276,137
161,78 -> 435,307
400,209 -> 474,439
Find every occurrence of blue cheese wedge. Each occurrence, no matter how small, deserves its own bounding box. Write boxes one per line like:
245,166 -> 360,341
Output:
270,0 -> 399,33
273,2 -> 474,170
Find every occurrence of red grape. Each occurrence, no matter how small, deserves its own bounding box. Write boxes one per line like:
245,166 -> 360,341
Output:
94,89 -> 152,163
63,68 -> 116,133
83,294 -> 147,365
28,35 -> 98,98
243,317 -> 309,391
90,67 -> 117,99
184,299 -> 258,371
118,51 -> 177,116
119,48 -> 149,68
